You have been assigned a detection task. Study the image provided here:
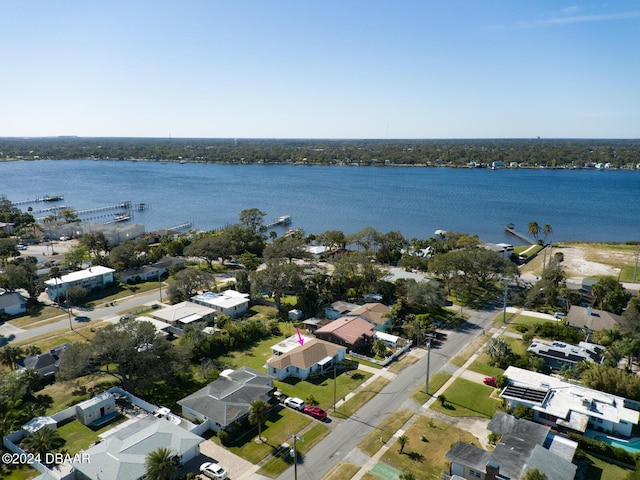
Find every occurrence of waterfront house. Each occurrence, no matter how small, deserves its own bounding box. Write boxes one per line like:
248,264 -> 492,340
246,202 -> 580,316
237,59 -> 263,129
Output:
44,265 -> 115,302
191,289 -> 250,318
446,412 -> 577,480
0,291 -> 27,316
501,366 -> 639,437
315,316 -> 375,352
178,367 -> 274,432
267,337 -> 346,381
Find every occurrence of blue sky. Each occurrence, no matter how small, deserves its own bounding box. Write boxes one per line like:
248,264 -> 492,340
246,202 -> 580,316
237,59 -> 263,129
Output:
1,1 -> 639,139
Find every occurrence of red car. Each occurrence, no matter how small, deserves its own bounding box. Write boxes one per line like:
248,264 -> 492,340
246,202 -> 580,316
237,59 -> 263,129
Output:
304,406 -> 327,420
483,377 -> 497,387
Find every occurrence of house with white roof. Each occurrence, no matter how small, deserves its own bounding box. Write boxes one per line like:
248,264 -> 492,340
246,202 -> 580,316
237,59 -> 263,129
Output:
191,289 -> 250,318
501,366 -> 639,437
151,301 -> 216,330
44,265 -> 115,302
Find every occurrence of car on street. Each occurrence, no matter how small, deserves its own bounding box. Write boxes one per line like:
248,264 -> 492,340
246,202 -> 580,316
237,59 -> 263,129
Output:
200,461 -> 228,479
283,397 -> 305,411
554,312 -> 567,319
16,244 -> 27,250
483,376 -> 497,387
304,406 -> 327,420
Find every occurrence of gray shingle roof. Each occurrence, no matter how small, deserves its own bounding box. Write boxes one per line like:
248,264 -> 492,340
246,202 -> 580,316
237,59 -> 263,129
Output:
178,367 -> 273,428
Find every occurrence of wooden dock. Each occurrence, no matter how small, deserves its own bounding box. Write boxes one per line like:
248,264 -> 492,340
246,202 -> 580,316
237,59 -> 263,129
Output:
264,215 -> 292,229
505,224 -> 535,244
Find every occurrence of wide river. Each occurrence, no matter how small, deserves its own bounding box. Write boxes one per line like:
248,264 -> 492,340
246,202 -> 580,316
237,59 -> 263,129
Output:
1,160 -> 638,244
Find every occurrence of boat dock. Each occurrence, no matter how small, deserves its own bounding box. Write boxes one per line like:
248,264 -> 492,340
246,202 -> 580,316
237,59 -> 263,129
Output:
9,194 -> 65,205
167,222 -> 193,231
505,223 -> 535,244
76,201 -> 132,216
264,215 -> 292,229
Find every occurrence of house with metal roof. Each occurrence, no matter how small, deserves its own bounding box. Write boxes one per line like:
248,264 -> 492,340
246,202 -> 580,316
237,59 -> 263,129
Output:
501,366 -> 639,437
267,337 -> 346,381
445,412 -> 577,480
191,289 -> 250,318
177,367 -> 274,432
72,415 -> 203,480
151,301 -> 216,329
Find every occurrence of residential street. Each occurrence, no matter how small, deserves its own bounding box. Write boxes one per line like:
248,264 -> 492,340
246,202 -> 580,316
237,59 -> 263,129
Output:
252,305 -> 499,480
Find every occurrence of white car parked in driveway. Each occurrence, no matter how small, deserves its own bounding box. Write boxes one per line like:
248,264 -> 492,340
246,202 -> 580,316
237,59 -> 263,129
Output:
283,397 -> 305,411
200,461 -> 228,479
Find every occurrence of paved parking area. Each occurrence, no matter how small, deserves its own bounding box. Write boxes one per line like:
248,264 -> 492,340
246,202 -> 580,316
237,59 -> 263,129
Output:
181,439 -> 255,480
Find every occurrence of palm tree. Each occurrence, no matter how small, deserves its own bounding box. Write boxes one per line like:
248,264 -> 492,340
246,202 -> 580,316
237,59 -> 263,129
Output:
25,345 -> 42,357
0,345 -> 24,370
399,473 -> 416,480
144,447 -> 178,480
21,367 -> 42,395
248,399 -> 269,443
541,224 -> 553,244
398,434 -> 408,454
527,221 -> 540,243
22,428 -> 65,463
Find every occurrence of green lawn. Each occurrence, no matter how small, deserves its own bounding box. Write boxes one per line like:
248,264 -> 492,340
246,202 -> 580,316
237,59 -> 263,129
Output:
358,409 -> 414,456
321,461 -> 361,480
380,416 -> 480,479
468,356 -> 504,377
430,377 -> 501,418
0,462 -> 39,480
582,453 -> 635,480
506,314 -> 554,334
211,407 -> 312,464
333,377 -> 391,419
450,335 -> 489,367
411,372 -> 453,404
57,416 -> 127,454
257,422 -> 330,477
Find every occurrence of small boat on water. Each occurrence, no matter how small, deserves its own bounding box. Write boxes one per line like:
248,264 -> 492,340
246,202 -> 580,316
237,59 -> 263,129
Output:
505,223 -> 515,231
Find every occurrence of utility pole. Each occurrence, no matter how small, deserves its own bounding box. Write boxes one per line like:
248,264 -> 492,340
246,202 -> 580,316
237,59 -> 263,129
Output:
288,432 -> 304,480
502,277 -> 509,324
634,246 -> 640,283
333,366 -> 337,411
425,333 -> 435,395
157,270 -> 163,302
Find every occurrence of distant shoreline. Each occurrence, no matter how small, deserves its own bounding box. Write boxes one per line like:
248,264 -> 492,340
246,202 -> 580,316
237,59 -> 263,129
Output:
1,157 -> 639,171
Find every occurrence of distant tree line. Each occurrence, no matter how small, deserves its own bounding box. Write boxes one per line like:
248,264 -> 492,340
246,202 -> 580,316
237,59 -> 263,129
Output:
1,137 -> 639,168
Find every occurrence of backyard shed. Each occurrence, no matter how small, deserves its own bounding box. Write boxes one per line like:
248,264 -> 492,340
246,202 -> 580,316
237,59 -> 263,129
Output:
76,392 -> 116,426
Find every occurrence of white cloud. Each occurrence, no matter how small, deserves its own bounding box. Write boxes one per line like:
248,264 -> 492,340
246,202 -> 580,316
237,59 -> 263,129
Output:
490,9 -> 640,31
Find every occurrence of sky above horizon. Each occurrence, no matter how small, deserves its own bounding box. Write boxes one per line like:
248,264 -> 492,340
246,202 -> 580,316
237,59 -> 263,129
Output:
2,1 -> 639,139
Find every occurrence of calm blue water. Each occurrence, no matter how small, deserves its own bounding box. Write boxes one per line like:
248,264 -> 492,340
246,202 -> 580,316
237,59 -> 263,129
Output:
1,160 -> 639,243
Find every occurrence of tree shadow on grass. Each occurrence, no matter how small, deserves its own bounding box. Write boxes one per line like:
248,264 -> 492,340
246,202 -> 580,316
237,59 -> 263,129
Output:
406,451 -> 425,462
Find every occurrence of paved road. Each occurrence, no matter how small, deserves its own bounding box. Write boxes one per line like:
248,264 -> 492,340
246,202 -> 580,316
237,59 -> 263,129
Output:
1,289 -> 166,344
260,306 -> 499,480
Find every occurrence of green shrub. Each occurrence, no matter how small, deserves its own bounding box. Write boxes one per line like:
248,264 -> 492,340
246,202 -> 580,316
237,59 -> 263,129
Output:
568,433 -> 638,466
218,430 -> 231,446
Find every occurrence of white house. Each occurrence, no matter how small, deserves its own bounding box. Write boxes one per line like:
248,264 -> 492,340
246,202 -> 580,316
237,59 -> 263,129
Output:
44,265 -> 115,302
151,301 -> 216,329
75,392 -> 116,426
501,366 -> 639,438
0,291 -> 27,316
191,289 -> 250,318
267,338 -> 347,381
